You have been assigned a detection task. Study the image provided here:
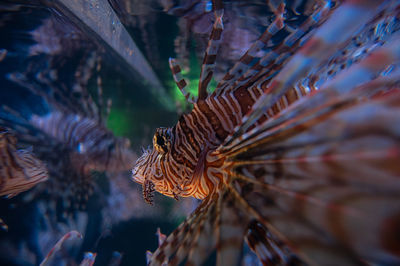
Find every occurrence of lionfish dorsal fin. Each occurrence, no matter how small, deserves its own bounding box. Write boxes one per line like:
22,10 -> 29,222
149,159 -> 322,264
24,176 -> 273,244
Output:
233,0 -> 384,141
197,5 -> 224,101
169,57 -> 196,104
214,3 -> 286,96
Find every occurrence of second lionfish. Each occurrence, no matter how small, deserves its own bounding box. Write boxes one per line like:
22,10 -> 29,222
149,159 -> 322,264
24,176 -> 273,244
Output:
0,6 -> 135,213
0,127 -> 48,198
133,0 -> 400,265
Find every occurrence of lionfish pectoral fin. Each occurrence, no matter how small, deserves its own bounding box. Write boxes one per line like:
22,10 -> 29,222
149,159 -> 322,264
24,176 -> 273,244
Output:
143,179 -> 155,205
221,89 -> 400,264
226,172 -> 365,265
148,195 -> 219,265
214,189 -> 249,266
156,227 -> 167,246
245,220 -> 307,265
234,0 -> 385,140
146,250 -> 153,265
5,193 -> 18,199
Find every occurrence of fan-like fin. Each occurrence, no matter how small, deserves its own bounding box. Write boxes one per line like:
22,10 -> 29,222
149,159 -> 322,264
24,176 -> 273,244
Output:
215,3 -> 286,95
149,188 -> 254,265
148,197 -> 216,265
221,0 -> 333,96
186,194 -> 220,265
227,0 -> 388,146
245,220 -> 307,265
221,31 -> 400,154
221,91 -> 400,264
215,189 -> 249,266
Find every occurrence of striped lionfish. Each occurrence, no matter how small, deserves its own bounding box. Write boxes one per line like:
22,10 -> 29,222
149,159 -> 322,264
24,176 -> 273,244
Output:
4,54 -> 135,174
0,127 -> 48,198
1,48 -> 134,213
133,0 -> 400,265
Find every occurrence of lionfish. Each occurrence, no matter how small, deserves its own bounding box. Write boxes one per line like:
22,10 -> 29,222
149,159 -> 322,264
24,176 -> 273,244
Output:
4,54 -> 134,173
0,127 -> 48,198
1,49 -> 134,213
133,0 -> 400,265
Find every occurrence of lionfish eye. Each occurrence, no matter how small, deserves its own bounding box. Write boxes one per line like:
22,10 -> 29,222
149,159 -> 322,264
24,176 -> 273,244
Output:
153,128 -> 171,154
156,135 -> 165,147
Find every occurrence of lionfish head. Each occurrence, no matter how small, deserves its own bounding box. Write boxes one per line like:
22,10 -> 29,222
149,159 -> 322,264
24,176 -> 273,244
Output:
84,135 -> 135,172
105,136 -> 136,172
132,127 -> 176,204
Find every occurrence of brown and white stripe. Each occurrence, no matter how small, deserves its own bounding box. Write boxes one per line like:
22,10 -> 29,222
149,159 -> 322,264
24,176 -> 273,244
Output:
29,111 -> 134,172
169,57 -> 195,103
135,0 -> 400,265
0,128 -> 48,197
198,9 -> 224,100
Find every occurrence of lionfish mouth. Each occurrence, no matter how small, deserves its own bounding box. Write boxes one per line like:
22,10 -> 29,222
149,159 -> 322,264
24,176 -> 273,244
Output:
131,166 -> 144,184
131,147 -> 152,184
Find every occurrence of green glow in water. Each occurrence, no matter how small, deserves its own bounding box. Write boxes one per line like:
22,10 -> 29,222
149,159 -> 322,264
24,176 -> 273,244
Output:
106,108 -> 133,137
168,54 -> 216,109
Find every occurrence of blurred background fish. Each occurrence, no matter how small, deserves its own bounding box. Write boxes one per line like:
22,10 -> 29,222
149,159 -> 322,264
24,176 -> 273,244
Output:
0,127 -> 48,198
